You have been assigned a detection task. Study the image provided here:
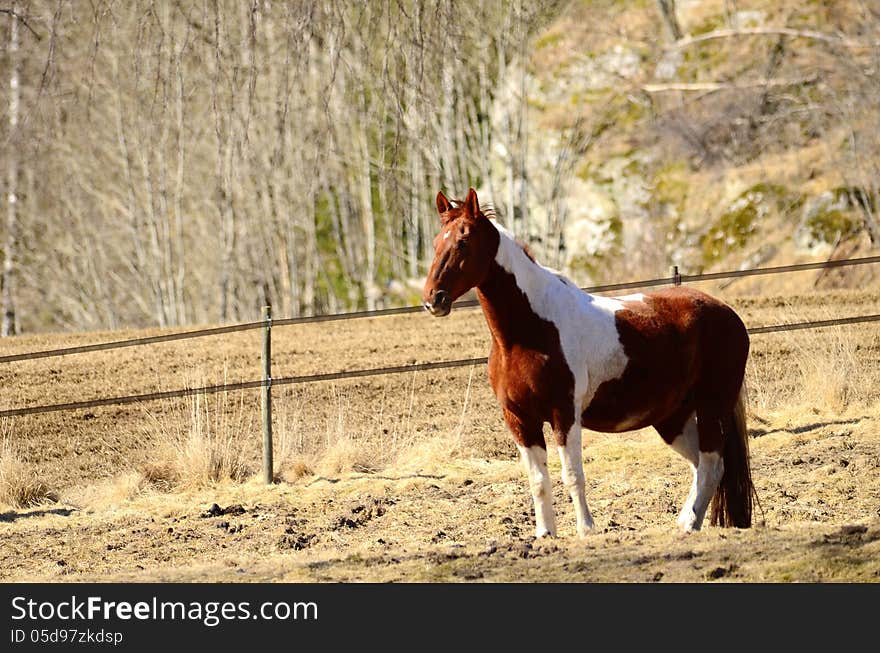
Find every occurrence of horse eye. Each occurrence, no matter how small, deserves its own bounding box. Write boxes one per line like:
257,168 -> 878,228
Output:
456,239 -> 468,252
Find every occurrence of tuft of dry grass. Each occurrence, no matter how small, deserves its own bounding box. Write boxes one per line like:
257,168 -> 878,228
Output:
0,432 -> 56,509
747,320 -> 879,415
274,368 -> 479,481
134,367 -> 478,490
140,387 -> 257,490
274,380 -> 416,479
65,472 -> 154,511
792,325 -> 878,411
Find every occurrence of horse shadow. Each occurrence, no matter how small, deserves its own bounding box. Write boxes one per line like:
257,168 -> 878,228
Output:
0,506 -> 76,523
306,472 -> 445,487
749,416 -> 865,438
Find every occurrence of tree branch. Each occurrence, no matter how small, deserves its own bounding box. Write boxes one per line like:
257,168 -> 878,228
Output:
667,27 -> 869,50
642,75 -> 818,93
0,8 -> 43,40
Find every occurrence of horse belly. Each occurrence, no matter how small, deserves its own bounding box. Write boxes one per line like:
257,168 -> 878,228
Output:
581,377 -> 688,433
580,353 -> 698,433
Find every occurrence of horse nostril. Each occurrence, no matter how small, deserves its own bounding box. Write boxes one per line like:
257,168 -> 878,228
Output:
434,290 -> 450,307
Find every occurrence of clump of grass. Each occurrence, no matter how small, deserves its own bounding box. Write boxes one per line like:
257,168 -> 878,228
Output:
747,319 -> 878,414
0,434 -> 56,508
138,365 -> 480,487
788,325 -> 876,412
274,381 -> 414,479
274,368 -> 478,481
71,472 -> 153,510
141,388 -> 257,490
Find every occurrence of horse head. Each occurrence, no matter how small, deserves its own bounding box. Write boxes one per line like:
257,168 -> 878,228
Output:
422,188 -> 499,317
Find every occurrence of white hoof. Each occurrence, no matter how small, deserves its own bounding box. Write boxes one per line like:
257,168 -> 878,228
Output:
577,518 -> 595,539
678,509 -> 699,533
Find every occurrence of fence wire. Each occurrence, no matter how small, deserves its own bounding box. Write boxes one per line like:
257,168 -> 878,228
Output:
2,254 -> 879,365
2,313 -> 878,419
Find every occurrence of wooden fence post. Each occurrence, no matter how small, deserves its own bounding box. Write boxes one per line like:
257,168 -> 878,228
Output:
261,304 -> 273,484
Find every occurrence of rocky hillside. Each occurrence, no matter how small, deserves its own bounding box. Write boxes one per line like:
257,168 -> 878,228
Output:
487,0 -> 879,295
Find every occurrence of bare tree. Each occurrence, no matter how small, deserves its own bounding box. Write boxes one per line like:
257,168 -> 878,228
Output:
656,0 -> 683,41
1,0 -> 562,332
2,2 -> 21,336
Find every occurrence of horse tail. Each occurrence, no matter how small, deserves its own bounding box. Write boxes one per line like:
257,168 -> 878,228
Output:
710,382 -> 756,528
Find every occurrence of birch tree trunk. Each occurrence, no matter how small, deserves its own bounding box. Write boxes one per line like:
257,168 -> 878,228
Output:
516,2 -> 530,235
358,115 -> 377,310
2,4 -> 21,336
408,141 -> 422,279
211,0 -> 236,322
172,30 -> 188,324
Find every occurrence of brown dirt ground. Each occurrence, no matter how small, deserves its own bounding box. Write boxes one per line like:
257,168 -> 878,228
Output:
1,286 -> 880,582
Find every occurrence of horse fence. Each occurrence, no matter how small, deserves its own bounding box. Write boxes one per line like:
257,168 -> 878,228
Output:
2,254 -> 879,482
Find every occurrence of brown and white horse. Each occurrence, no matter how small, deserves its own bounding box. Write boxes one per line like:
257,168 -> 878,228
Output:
423,188 -> 756,537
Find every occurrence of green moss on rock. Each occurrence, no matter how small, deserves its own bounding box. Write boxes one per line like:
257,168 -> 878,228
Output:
652,161 -> 690,217
535,31 -> 565,50
796,187 -> 864,249
701,183 -> 795,264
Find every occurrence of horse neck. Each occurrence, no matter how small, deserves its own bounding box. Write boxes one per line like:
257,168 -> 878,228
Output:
476,222 -> 561,348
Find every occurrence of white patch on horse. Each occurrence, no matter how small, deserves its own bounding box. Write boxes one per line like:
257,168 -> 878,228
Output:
490,220 -> 629,408
442,230 -> 451,240
517,444 -> 556,538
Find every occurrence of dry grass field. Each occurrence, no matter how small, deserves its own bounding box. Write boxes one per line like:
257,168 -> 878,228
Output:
1,283 -> 880,582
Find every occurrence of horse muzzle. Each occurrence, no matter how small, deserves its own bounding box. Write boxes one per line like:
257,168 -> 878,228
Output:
424,289 -> 452,317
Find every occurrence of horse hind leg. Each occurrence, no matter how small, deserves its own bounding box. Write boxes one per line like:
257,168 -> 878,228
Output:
689,403 -> 726,531
665,413 -> 700,530
688,451 -> 724,531
657,409 -> 724,532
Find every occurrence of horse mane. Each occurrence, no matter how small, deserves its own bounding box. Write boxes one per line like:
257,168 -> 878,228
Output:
451,197 -> 536,263
516,237 -> 537,263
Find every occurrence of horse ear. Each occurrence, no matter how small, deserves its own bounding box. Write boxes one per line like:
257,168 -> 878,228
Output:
436,191 -> 452,216
464,188 -> 480,218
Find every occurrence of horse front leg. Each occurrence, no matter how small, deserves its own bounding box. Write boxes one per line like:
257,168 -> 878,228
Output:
505,408 -> 556,538
553,409 -> 594,538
